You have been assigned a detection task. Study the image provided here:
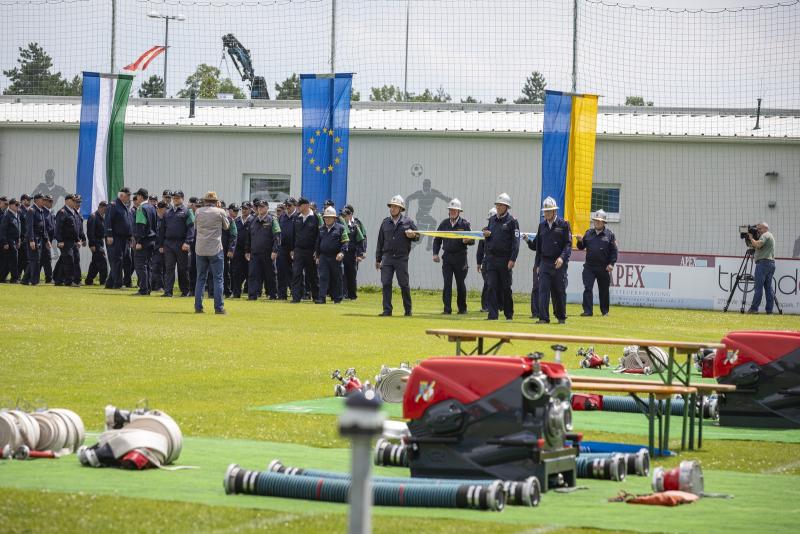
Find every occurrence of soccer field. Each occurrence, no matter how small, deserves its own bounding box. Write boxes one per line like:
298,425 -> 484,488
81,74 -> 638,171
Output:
1,284 -> 799,533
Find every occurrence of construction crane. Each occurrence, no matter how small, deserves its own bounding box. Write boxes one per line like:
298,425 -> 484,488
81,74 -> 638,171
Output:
221,33 -> 269,99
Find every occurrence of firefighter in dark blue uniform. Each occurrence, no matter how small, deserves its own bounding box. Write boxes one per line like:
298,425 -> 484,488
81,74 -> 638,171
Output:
104,187 -> 133,289
482,193 -> 519,321
245,200 -> 281,300
42,195 -> 55,283
432,198 -> 474,314
150,201 -> 168,291
159,191 -> 194,297
476,207 -> 496,313
70,195 -> 87,285
24,194 -> 50,285
0,198 -> 21,283
132,188 -> 158,295
535,196 -> 572,324
54,194 -> 81,287
315,206 -> 349,304
220,203 -> 239,297
524,233 -> 540,319
17,194 -> 31,280
85,201 -> 108,285
231,202 -> 251,298
342,205 -> 366,300
376,195 -> 420,317
290,198 -> 319,303
576,209 -> 618,316
276,200 -> 295,299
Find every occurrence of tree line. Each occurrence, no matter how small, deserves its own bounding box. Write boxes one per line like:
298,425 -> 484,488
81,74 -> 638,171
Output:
4,43 -> 655,106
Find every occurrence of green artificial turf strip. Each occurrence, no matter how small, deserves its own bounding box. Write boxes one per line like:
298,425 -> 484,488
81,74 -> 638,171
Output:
2,436 -> 799,534
2,285 -> 799,531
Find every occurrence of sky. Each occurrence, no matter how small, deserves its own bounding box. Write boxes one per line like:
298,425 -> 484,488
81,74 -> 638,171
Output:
1,0 -> 797,108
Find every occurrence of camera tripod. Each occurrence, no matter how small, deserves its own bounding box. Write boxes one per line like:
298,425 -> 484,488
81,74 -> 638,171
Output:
723,248 -> 783,314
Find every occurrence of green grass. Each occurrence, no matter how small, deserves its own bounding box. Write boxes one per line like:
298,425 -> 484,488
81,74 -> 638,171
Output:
1,284 -> 799,532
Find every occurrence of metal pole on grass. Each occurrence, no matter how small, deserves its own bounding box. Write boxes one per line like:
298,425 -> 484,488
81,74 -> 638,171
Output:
110,0 -> 117,72
572,0 -> 578,93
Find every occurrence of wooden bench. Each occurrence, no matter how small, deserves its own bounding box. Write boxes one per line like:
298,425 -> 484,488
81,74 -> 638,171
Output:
426,328 -> 727,452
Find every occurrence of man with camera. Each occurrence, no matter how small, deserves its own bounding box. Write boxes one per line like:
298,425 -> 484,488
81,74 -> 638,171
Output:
746,222 -> 776,314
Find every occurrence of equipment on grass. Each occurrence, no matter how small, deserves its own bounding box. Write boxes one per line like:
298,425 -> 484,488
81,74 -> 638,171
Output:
267,459 -> 541,507
331,368 -> 371,397
105,400 -> 150,430
79,409 -> 184,470
224,464 -> 505,511
403,354 -> 577,491
575,454 -> 625,481
375,363 -> 412,403
704,331 -> 800,428
580,449 -> 649,476
221,34 -> 269,99
374,438 -> 409,467
615,346 -> 668,375
600,394 -> 719,420
577,346 -> 609,369
652,461 -> 704,496
551,345 -> 567,364
0,408 -> 85,455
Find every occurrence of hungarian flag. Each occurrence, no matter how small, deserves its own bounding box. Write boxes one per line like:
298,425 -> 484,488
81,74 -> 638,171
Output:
75,72 -> 133,218
123,46 -> 167,72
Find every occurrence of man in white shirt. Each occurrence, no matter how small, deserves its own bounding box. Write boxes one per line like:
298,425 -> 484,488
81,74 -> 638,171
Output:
194,191 -> 230,314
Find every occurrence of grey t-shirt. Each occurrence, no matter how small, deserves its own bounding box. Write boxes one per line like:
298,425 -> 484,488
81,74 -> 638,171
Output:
194,206 -> 230,256
754,231 -> 775,261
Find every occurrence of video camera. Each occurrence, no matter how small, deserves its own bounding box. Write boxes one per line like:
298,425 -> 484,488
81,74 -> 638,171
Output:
739,225 -> 759,240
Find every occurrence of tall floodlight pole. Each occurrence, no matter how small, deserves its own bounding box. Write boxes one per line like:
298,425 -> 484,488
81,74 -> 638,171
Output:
403,0 -> 411,100
331,0 -> 337,73
110,0 -> 117,72
572,0 -> 578,93
148,11 -> 186,97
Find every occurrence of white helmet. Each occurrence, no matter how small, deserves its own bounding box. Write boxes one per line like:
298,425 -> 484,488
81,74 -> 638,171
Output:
487,207 -> 497,218
323,206 -> 337,218
447,198 -> 463,211
541,196 -> 559,211
592,209 -> 608,222
387,195 -> 405,211
495,193 -> 511,207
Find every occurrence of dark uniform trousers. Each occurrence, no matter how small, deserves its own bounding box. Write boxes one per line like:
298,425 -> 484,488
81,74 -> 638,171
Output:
41,245 -> 53,282
248,252 -> 276,299
530,268 -> 540,318
134,242 -> 155,294
583,267 -> 611,315
26,241 -> 44,284
72,246 -> 82,284
538,260 -> 567,322
222,253 -> 232,297
106,239 -> 127,288
480,265 -> 490,311
231,251 -> 248,297
1,246 -> 19,282
189,243 -> 197,295
86,246 -> 108,285
486,256 -> 513,320
150,249 -> 164,291
343,249 -> 359,299
291,248 -> 318,302
441,252 -> 468,313
380,254 -> 412,314
163,240 -> 190,295
122,243 -> 133,286
276,247 -> 292,299
317,254 -> 343,303
55,243 -> 78,284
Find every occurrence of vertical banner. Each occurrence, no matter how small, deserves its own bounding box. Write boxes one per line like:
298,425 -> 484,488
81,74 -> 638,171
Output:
541,90 -> 598,244
300,73 -> 352,209
75,72 -> 133,218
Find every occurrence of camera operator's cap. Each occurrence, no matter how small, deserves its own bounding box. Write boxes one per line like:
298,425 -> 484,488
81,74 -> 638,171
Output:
592,209 -> 608,222
447,198 -> 463,211
172,190 -> 184,198
387,195 -> 406,210
495,193 -> 511,208
297,197 -> 310,206
33,193 -> 44,200
541,196 -> 558,211
162,189 -> 172,197
21,194 -> 31,201
202,191 -> 219,202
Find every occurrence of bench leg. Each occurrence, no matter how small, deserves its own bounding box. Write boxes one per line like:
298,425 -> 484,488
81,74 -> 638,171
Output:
688,392 -> 697,450
648,393 -> 655,457
697,393 -> 704,449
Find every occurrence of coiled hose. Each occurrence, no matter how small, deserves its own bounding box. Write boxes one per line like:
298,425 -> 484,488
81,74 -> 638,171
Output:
267,459 -> 540,507
600,395 -> 718,420
574,454 -> 626,481
224,464 -> 505,511
580,449 -> 650,476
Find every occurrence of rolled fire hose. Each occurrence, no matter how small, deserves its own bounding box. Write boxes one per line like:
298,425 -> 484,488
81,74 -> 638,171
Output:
598,395 -> 718,420
225,464 -> 505,511
1,408 -> 84,455
580,449 -> 650,476
575,454 -> 626,481
375,366 -> 412,403
268,459 -> 540,507
381,420 -> 410,441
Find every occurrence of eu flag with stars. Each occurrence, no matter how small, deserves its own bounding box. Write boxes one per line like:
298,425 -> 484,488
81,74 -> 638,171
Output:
301,73 -> 352,210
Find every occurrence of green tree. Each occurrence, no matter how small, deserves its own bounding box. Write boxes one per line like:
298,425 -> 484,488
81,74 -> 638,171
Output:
138,74 -> 165,98
495,97 -> 507,104
461,96 -> 478,104
65,74 -> 82,96
408,86 -> 451,103
370,84 -> 404,102
275,73 -> 300,100
177,64 -> 245,99
625,95 -> 653,106
3,42 -> 77,95
514,71 -> 546,104
350,89 -> 361,102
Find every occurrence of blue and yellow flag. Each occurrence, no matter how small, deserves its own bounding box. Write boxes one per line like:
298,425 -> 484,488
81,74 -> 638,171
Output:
541,90 -> 598,245
301,73 -> 352,209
